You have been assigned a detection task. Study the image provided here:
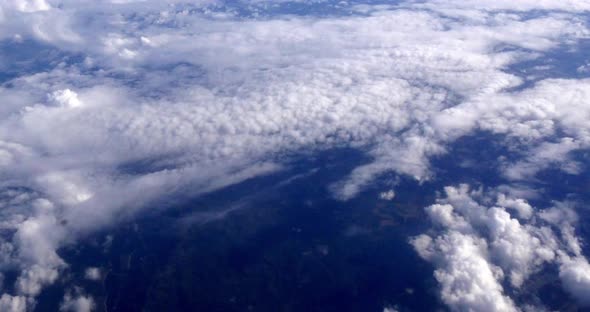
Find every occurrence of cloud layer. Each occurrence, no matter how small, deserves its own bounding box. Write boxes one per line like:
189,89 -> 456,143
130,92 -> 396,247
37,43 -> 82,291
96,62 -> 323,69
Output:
0,0 -> 590,311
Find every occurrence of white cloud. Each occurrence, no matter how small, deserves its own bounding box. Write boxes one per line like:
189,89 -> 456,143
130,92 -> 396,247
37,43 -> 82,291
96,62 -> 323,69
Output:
411,232 -> 518,312
49,89 -> 83,109
60,292 -> 95,312
496,194 -> 533,219
413,185 -> 590,310
406,0 -> 590,12
559,256 -> 590,306
0,294 -> 27,312
0,0 -> 50,12
84,267 -> 100,281
379,190 -> 395,201
16,265 -> 60,296
0,0 -> 590,308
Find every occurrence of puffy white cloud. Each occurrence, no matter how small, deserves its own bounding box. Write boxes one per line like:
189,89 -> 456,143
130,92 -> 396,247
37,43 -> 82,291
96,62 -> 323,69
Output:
84,267 -> 100,281
578,63 -> 590,73
496,194 -> 533,220
559,256 -> 590,306
0,294 -> 27,312
379,190 -> 395,201
411,232 -> 518,312
13,212 -> 65,296
485,207 -> 556,287
421,187 -> 557,288
60,292 -> 95,312
16,265 -> 60,296
49,89 -> 83,109
413,185 -> 590,310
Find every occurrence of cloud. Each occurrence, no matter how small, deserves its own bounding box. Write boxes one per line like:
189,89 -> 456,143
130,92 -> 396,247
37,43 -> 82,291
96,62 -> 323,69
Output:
49,89 -> 84,109
412,185 -> 590,310
0,294 -> 27,312
379,190 -> 395,201
411,232 -> 518,312
496,194 -> 533,219
559,256 -> 590,306
84,267 -> 100,281
406,0 -> 590,12
0,0 -> 590,308
0,0 -> 50,12
60,292 -> 95,312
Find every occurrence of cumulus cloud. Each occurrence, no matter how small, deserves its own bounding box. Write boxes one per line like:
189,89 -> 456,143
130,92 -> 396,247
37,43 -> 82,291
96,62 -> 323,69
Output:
60,292 -> 95,312
48,89 -> 83,109
84,267 -> 100,281
496,194 -> 533,219
1,0 -> 590,308
379,190 -> 395,201
412,232 -> 518,312
559,256 -> 590,306
0,294 -> 27,312
412,185 -> 590,310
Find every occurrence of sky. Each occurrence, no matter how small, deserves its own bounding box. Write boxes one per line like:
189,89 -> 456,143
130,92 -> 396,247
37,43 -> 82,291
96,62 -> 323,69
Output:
0,0 -> 590,311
